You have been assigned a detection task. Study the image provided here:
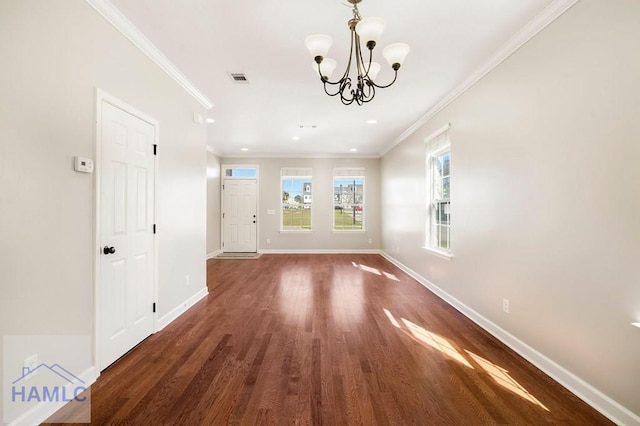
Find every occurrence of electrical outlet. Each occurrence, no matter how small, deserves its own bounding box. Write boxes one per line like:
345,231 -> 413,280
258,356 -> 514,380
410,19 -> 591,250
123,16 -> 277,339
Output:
368,238 -> 372,244
266,238 -> 271,245
502,298 -> 510,314
24,354 -> 38,380
186,274 -> 190,286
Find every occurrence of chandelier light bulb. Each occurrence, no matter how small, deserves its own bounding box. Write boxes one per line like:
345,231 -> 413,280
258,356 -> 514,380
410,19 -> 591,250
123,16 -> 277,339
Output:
304,34 -> 333,61
355,17 -> 385,49
365,62 -> 381,81
312,58 -> 337,80
382,42 -> 410,69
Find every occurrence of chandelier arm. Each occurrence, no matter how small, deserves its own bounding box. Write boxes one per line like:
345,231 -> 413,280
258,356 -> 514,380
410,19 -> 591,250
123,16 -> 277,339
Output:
323,76 -> 349,97
355,34 -> 364,79
342,26 -> 357,81
357,38 -> 374,79
336,78 -> 356,105
363,79 -> 375,100
368,69 -> 399,89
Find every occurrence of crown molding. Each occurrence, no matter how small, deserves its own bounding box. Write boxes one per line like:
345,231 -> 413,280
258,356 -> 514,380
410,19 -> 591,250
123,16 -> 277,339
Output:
220,152 -> 381,160
380,0 -> 580,157
85,0 -> 213,110
206,145 -> 222,156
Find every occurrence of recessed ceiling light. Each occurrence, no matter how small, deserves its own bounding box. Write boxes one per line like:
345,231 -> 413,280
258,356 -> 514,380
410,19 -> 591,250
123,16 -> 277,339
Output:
366,119 -> 378,124
240,148 -> 249,152
292,136 -> 300,141
349,148 -> 358,152
206,118 -> 215,123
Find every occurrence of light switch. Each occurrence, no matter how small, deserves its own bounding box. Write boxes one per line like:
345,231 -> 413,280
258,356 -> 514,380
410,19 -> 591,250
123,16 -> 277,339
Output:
267,209 -> 276,215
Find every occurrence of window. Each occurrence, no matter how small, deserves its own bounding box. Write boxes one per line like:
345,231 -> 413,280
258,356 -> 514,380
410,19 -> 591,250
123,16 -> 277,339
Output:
224,167 -> 257,178
281,168 -> 312,231
333,168 -> 365,231
426,125 -> 451,254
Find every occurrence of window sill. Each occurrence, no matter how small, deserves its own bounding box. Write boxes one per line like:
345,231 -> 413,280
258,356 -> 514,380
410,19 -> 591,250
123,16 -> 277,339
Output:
422,247 -> 453,261
279,230 -> 313,234
332,230 -> 366,234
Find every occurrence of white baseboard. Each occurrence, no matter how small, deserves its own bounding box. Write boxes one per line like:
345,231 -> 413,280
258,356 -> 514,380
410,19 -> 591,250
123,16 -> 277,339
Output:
8,366 -> 98,426
379,251 -> 640,426
156,287 -> 208,332
258,248 -> 380,254
206,250 -> 222,259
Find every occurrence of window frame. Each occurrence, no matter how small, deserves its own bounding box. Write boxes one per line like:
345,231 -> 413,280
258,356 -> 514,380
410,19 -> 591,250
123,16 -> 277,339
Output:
424,125 -> 453,259
280,170 -> 313,232
332,174 -> 366,232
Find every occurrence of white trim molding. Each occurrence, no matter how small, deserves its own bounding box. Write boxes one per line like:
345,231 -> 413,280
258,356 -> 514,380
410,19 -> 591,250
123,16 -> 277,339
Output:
85,0 -> 213,110
221,152 -> 381,160
206,145 -> 222,156
207,250 -> 223,259
379,250 -> 640,426
8,366 -> 99,426
259,249 -> 380,255
380,0 -> 580,157
156,287 -> 209,332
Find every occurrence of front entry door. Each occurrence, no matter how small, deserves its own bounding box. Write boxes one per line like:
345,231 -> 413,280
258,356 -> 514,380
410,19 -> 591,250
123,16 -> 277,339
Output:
99,98 -> 156,370
223,179 -> 257,252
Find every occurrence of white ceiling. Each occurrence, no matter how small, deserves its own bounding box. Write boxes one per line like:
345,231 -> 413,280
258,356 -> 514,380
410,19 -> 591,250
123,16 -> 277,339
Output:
109,0 -> 556,157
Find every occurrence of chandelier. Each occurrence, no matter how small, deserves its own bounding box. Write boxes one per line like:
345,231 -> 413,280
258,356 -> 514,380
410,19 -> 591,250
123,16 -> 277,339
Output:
304,0 -> 410,106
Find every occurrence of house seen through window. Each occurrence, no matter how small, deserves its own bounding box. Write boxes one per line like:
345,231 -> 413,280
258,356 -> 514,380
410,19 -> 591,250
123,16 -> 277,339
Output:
333,168 -> 365,231
281,168 -> 312,230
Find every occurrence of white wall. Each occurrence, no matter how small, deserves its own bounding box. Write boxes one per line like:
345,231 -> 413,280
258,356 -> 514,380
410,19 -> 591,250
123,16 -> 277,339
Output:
220,157 -> 381,251
0,0 -> 208,400
207,151 -> 221,256
381,0 -> 640,420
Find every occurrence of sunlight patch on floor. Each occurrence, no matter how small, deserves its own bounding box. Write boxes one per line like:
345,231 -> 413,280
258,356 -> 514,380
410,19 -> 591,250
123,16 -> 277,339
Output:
353,262 -> 400,282
466,350 -> 550,411
383,308 -> 401,328
400,318 -> 474,369
383,272 -> 400,281
382,309 -> 549,411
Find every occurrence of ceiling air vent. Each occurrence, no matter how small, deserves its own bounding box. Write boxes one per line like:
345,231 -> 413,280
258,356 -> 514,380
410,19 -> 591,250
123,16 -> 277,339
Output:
228,72 -> 249,84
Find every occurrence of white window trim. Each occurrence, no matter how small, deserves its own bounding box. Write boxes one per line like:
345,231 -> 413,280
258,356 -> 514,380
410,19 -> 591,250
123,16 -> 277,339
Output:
332,174 -> 366,232
425,124 -> 452,256
280,173 -> 313,232
422,246 -> 454,260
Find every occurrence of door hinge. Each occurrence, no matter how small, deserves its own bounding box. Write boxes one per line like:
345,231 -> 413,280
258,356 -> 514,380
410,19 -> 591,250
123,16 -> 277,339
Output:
222,212 -> 225,219
153,302 -> 156,313
222,184 -> 224,190
153,224 -> 156,234
153,144 -> 157,156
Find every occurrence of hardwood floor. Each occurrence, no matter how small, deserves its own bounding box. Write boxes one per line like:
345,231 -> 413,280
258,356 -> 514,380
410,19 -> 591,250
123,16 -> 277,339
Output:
47,254 -> 612,425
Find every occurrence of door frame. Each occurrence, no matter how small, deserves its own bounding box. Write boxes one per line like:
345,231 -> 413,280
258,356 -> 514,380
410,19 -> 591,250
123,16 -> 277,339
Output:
94,88 -> 159,371
220,164 -> 259,253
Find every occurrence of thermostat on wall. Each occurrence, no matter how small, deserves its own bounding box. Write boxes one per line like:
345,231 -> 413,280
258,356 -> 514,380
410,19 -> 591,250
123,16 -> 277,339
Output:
74,156 -> 94,173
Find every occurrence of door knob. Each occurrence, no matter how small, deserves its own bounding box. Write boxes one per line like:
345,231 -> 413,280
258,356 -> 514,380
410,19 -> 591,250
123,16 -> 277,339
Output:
103,246 -> 116,255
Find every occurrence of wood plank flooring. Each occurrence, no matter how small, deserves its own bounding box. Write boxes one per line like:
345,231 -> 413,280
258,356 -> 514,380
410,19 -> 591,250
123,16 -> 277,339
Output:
47,254 -> 612,425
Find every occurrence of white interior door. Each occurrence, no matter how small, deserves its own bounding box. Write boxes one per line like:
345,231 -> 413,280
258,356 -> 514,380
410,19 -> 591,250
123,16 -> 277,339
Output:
223,179 -> 257,252
99,99 -> 156,370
